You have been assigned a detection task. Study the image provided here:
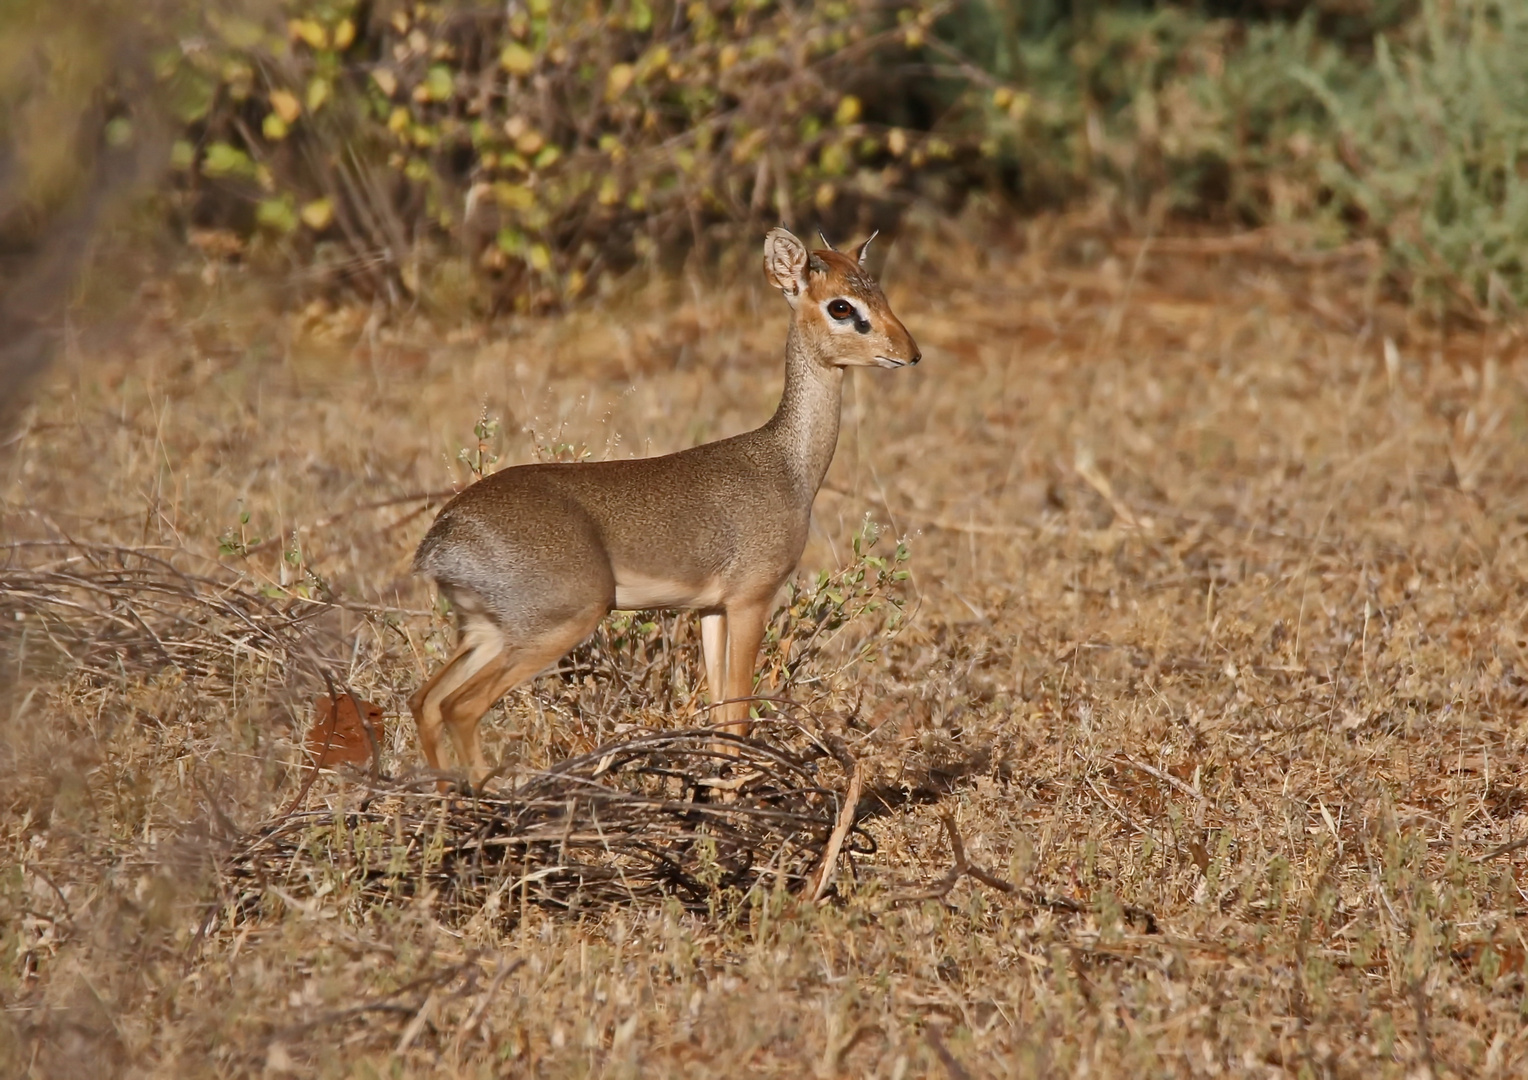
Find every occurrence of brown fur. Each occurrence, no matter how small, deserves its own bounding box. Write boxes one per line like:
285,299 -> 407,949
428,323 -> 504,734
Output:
410,227 -> 919,785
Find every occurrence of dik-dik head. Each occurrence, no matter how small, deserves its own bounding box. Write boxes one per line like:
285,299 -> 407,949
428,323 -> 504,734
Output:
763,226 -> 920,370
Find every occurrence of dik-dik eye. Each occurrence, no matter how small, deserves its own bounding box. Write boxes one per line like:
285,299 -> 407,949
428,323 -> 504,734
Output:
827,299 -> 854,321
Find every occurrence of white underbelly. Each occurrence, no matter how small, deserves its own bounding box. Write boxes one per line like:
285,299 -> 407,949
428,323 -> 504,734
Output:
613,571 -> 723,611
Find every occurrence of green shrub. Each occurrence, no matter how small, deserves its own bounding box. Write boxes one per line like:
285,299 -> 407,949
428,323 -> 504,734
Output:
944,0 -> 1527,317
925,2 -> 1373,221
1297,0 -> 1528,317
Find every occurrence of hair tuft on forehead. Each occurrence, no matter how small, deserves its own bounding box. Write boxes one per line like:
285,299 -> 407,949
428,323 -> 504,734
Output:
807,248 -> 879,294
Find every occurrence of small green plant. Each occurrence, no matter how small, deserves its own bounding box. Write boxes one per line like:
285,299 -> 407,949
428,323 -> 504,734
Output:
457,411 -> 501,481
758,516 -> 912,700
280,535 -> 335,602
535,438 -> 593,464
217,508 -> 259,558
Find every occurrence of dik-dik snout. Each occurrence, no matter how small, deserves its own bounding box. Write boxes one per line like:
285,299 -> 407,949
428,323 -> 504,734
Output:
764,229 -> 921,372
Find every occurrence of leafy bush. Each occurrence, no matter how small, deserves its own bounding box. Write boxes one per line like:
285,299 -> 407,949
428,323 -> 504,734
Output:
929,0 -> 1526,317
983,0 -> 1528,315
169,0 -> 1012,309
11,0 -> 1522,319
1297,0 -> 1528,316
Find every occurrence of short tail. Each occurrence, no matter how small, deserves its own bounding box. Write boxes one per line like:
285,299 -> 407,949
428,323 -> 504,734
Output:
411,513 -> 453,577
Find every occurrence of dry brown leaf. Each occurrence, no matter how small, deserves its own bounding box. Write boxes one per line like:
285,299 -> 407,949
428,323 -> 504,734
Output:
305,693 -> 383,770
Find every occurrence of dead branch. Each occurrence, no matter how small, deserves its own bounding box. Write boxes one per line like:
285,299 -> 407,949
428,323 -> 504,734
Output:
894,813 -> 1159,934
812,760 -> 863,901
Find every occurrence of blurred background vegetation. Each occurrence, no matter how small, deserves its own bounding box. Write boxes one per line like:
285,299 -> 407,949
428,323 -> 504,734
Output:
2,0 -> 1525,326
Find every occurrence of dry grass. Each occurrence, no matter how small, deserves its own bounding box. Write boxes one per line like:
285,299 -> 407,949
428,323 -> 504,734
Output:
4,207 -> 1528,1077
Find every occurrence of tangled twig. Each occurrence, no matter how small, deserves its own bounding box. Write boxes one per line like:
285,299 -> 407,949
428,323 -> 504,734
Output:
0,540 -> 349,690
222,730 -> 873,930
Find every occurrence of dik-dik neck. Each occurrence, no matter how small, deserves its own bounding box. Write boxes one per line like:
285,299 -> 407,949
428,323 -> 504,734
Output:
762,321 -> 845,498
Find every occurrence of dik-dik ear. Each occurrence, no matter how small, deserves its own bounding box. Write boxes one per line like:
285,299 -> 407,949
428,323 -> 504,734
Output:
763,227 -> 810,302
853,230 -> 879,267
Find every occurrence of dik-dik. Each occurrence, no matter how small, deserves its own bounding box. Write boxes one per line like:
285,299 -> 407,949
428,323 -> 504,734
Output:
410,226 -> 920,785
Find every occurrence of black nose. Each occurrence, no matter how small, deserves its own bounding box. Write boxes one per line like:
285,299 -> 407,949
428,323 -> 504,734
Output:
910,352 -> 921,366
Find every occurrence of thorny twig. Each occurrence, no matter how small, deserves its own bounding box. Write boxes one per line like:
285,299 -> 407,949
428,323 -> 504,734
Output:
924,1023 -> 974,1080
897,813 -> 1160,934
1,540 -> 351,690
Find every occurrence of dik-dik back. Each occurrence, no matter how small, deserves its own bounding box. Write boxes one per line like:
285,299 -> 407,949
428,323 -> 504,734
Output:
410,226 -> 918,785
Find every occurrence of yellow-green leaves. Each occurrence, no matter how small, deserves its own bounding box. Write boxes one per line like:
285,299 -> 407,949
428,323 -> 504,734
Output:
306,78 -> 331,114
168,0 -> 988,309
222,60 -> 254,101
500,43 -> 535,76
512,127 -> 544,155
605,63 -> 635,101
299,198 -> 333,230
264,82 -> 318,139
638,45 -> 671,82
288,19 -> 327,50
167,69 -> 215,123
992,86 -> 1029,120
202,143 -> 255,180
493,183 -> 535,211
269,90 -> 301,124
257,194 -> 298,232
420,66 -> 454,102
818,142 -> 850,176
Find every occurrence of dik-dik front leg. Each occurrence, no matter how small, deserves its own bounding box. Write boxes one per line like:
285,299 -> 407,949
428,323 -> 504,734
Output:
700,610 -> 728,724
720,601 -> 769,736
700,603 -> 768,737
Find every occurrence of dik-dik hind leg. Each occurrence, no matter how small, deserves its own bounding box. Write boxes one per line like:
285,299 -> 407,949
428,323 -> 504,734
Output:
437,604 -> 609,788
409,613 -> 505,775
721,600 -> 770,737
